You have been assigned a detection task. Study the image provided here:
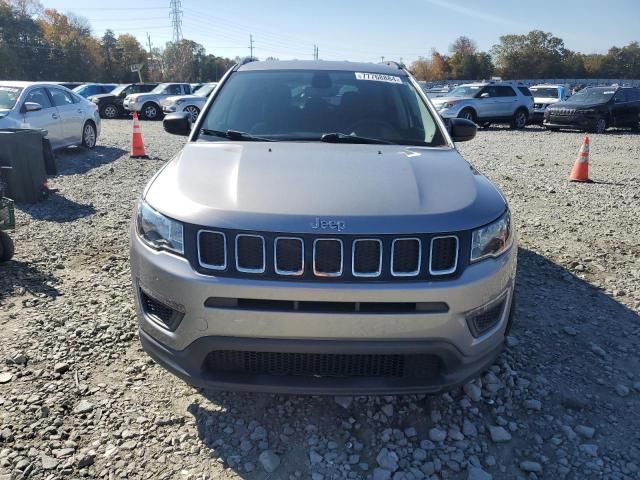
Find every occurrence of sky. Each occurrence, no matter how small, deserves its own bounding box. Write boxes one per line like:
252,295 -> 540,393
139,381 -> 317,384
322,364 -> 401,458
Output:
43,0 -> 640,63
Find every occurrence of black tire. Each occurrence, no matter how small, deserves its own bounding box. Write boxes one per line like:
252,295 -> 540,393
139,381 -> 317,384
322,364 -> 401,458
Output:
510,109 -> 528,129
593,117 -> 607,134
183,105 -> 200,122
81,121 -> 97,149
458,108 -> 476,123
0,231 -> 14,262
100,104 -> 119,119
142,102 -> 161,120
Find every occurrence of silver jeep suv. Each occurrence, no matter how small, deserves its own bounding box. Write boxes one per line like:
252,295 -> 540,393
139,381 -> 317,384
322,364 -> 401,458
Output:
431,81 -> 533,129
130,60 -> 517,395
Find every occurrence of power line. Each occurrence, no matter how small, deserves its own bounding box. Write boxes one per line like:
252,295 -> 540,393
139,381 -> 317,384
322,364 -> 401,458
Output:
169,0 -> 183,42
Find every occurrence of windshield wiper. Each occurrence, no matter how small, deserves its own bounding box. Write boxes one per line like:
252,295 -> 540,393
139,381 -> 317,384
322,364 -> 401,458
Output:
200,129 -> 275,142
320,132 -> 394,145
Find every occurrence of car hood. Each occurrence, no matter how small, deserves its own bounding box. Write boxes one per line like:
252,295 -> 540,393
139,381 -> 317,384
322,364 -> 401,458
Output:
145,142 -> 507,234
549,101 -> 603,110
533,97 -> 560,104
431,96 -> 470,105
165,94 -> 205,103
90,93 -> 116,101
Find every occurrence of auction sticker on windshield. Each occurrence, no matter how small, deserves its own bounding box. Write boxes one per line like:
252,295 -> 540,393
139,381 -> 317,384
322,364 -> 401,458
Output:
355,72 -> 402,84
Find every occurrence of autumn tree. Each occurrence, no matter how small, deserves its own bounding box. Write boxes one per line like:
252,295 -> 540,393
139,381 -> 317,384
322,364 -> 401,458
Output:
491,30 -> 566,78
448,36 -> 494,79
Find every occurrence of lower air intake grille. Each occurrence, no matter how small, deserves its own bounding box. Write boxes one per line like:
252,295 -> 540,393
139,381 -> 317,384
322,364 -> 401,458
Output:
139,289 -> 183,331
205,351 -> 440,379
466,299 -> 506,337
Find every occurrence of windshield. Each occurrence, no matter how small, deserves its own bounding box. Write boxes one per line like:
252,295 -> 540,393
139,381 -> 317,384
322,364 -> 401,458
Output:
151,84 -> 168,94
194,83 -> 216,97
72,85 -> 88,93
569,88 -> 615,103
448,85 -> 482,98
200,70 -> 444,146
0,86 -> 23,117
110,85 -> 128,96
530,87 -> 559,98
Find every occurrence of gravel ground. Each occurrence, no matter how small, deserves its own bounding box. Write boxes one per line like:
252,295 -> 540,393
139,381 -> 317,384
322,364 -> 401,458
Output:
1,119 -> 639,480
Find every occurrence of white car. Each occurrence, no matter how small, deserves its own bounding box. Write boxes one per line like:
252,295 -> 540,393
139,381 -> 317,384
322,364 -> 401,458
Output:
529,84 -> 571,123
0,81 -> 100,149
161,82 -> 218,121
123,83 -> 192,120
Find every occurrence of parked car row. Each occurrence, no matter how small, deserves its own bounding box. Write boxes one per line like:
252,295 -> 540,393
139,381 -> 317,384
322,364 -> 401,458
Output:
0,81 -> 100,150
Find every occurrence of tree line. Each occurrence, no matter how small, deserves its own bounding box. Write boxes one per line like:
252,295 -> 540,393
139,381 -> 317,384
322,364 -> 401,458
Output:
411,32 -> 640,82
0,0 -> 235,82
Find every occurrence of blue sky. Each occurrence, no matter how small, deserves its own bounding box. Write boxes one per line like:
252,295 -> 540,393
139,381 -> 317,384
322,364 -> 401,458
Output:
45,0 -> 639,63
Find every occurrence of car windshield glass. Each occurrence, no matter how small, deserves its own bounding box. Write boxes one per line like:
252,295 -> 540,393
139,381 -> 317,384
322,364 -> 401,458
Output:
448,85 -> 482,97
200,70 -> 444,146
110,85 -> 127,95
0,86 -> 23,117
530,87 -> 559,98
569,88 -> 615,103
151,84 -> 168,94
194,84 -> 216,96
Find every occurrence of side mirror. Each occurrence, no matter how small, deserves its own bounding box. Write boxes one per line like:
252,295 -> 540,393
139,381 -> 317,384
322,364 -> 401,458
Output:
163,112 -> 191,136
479,92 -> 490,98
448,118 -> 477,143
21,102 -> 43,113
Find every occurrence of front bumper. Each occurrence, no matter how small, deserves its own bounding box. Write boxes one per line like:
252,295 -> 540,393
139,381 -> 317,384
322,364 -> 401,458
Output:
544,114 -> 594,130
163,105 -> 178,113
123,100 -> 141,112
131,230 -> 517,394
436,107 -> 460,119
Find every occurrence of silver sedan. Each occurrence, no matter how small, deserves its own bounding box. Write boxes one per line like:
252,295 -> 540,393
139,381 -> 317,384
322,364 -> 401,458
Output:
0,81 -> 101,149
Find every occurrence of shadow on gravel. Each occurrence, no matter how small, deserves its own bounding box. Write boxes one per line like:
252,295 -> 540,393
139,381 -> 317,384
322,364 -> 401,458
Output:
181,246 -> 640,479
0,260 -> 60,303
54,146 -> 127,175
17,191 -> 96,222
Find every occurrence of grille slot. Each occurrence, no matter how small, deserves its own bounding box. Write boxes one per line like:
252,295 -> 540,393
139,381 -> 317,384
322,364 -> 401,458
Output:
429,236 -> 458,275
198,231 -> 226,270
274,237 -> 304,275
235,234 -> 265,273
466,297 -> 506,338
391,238 -> 421,276
205,351 -> 441,379
139,289 -> 182,331
352,239 -> 382,277
313,239 -> 343,277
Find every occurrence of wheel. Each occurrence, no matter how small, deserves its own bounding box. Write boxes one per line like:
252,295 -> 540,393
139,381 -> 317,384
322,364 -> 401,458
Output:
100,104 -> 119,119
458,108 -> 476,123
81,121 -> 97,149
183,105 -> 200,122
510,109 -> 528,129
142,102 -> 161,120
0,231 -> 14,262
594,117 -> 607,134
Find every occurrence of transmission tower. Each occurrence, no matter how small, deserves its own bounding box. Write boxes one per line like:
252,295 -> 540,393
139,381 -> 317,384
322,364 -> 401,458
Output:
169,0 -> 183,42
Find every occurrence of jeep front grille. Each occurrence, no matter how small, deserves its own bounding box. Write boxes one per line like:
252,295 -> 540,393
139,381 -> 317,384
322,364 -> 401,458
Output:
196,229 -> 461,281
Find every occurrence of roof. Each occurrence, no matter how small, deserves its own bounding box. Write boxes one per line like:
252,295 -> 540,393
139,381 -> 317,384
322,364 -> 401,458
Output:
237,60 -> 408,75
0,81 -> 67,88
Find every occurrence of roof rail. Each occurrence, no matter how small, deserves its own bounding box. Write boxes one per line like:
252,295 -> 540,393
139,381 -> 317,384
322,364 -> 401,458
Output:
233,57 -> 258,71
380,60 -> 405,70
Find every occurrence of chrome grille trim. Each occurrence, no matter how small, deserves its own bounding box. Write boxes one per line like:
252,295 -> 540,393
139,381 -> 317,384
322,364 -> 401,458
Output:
274,237 -> 304,276
352,239 -> 383,277
197,230 -> 227,270
429,235 -> 459,275
313,238 -> 344,277
235,234 -> 266,274
390,238 -> 422,277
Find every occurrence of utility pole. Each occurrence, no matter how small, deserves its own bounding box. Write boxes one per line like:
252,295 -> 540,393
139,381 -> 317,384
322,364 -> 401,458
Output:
169,0 -> 183,43
146,33 -> 154,80
381,56 -> 385,63
249,35 -> 254,59
313,45 -> 318,60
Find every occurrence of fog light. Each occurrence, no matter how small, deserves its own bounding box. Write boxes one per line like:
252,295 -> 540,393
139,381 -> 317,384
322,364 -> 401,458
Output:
466,292 -> 508,338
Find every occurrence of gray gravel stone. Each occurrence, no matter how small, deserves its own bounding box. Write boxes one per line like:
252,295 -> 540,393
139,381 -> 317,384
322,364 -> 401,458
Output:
73,399 -> 94,414
489,426 -> 512,443
464,382 -> 482,401
0,373 -> 11,384
428,428 -> 447,443
575,425 -> 595,439
258,450 -> 280,473
519,461 -> 542,473
376,448 -> 399,472
468,466 -> 493,480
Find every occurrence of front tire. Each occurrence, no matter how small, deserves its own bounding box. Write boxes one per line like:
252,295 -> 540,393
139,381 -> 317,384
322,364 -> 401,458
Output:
510,109 -> 528,129
594,117 -> 607,134
100,104 -> 119,119
0,231 -> 14,262
81,121 -> 97,149
458,108 -> 476,123
184,105 -> 200,122
142,102 -> 161,120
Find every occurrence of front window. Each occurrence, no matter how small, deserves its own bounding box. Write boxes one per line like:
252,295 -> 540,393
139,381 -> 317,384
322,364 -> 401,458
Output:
448,85 -> 482,98
0,86 -> 23,117
530,87 -> 560,98
151,84 -> 169,94
569,88 -> 616,104
199,70 -> 444,146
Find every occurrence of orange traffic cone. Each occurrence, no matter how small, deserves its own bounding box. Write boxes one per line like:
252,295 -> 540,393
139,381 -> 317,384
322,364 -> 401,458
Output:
569,135 -> 592,183
130,112 -> 148,159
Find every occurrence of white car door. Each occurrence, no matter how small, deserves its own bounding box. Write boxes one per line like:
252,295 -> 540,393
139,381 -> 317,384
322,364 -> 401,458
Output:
48,87 -> 84,145
493,86 -> 518,117
20,87 -> 65,148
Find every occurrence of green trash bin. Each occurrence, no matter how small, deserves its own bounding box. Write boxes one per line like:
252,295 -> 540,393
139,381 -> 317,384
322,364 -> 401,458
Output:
0,128 -> 47,204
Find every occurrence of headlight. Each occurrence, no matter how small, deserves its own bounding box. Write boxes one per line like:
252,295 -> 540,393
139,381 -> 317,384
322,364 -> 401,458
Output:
176,99 -> 185,105
137,200 -> 184,255
91,97 -> 99,104
438,102 -> 457,110
471,211 -> 512,262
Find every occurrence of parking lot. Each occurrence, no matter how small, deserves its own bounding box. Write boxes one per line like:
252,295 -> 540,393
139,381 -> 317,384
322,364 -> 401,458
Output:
1,119 -> 639,479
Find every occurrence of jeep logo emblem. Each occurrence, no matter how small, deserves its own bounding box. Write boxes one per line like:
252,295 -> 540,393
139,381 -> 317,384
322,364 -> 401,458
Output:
311,217 -> 346,232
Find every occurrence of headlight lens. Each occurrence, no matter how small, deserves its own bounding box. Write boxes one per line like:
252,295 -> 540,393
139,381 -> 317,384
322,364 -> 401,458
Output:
439,101 -> 457,109
471,211 -> 512,262
176,99 -> 185,105
137,200 -> 184,255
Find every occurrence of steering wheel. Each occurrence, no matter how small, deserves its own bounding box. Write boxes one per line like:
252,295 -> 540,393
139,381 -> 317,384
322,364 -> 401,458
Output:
345,118 -> 400,138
